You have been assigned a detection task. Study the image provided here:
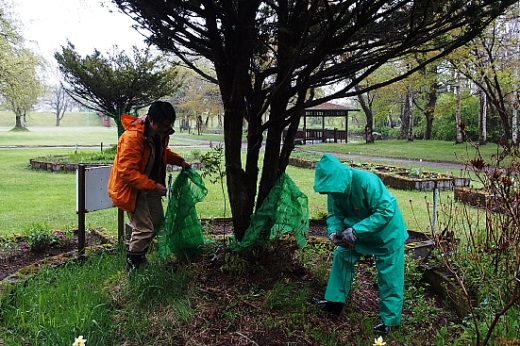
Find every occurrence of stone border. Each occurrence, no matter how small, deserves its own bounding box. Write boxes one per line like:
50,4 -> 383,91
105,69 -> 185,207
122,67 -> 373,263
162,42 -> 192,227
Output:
29,157 -> 111,173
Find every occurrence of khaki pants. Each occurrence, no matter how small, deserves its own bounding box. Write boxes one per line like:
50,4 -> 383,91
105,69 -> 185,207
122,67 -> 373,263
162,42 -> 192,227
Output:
127,190 -> 164,252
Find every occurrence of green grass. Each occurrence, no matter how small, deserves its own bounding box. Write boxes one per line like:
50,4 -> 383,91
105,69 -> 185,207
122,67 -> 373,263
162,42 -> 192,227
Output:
0,110 -> 110,128
0,147 -> 446,237
0,241 -> 464,345
0,252 -> 123,345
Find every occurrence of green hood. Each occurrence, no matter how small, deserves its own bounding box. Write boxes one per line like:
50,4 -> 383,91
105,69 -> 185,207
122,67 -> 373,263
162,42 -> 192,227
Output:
314,154 -> 352,194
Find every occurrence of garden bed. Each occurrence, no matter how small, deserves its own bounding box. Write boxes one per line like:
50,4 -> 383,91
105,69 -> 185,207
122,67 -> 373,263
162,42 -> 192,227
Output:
378,171 -> 469,192
453,186 -> 506,212
288,158 -> 470,192
422,265 -> 474,319
29,157 -> 111,172
0,228 -> 114,283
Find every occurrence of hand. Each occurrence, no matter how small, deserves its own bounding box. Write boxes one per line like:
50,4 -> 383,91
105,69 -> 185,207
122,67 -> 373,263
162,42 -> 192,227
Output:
341,228 -> 357,246
329,231 -> 354,248
181,160 -> 192,170
154,183 -> 168,196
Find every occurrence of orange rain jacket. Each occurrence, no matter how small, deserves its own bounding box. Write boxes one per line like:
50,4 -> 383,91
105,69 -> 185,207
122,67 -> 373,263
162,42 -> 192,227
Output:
108,114 -> 185,213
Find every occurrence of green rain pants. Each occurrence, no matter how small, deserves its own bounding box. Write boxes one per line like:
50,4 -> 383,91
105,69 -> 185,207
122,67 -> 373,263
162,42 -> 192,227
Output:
324,244 -> 405,326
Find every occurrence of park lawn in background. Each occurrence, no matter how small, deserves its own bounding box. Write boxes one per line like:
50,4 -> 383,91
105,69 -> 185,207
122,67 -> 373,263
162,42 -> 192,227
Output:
0,126 -> 210,147
304,139 -> 502,165
0,111 -> 110,128
0,125 -> 490,237
0,147 -> 445,237
0,149 -> 119,236
0,127 -> 118,147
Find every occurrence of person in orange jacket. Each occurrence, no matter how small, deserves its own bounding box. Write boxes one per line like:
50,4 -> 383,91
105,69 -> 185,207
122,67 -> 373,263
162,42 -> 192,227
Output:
108,101 -> 191,271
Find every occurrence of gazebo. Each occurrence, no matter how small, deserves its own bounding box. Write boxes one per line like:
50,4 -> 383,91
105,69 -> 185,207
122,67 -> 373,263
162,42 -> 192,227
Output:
296,102 -> 360,144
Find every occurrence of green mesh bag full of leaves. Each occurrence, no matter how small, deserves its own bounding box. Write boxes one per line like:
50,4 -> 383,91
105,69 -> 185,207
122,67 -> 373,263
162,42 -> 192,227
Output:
158,169 -> 208,258
233,173 -> 309,250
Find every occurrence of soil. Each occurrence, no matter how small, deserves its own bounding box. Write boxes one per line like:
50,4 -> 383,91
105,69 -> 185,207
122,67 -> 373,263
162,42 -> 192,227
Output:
0,231 -> 108,282
157,221 -> 456,345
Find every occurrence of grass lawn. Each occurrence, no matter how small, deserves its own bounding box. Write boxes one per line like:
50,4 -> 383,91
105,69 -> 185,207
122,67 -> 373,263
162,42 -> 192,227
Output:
0,123 -> 493,238
1,148 -> 473,238
303,139 -> 503,165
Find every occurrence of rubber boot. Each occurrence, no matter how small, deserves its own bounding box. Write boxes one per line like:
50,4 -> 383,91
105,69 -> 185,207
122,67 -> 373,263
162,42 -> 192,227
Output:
126,250 -> 147,272
310,297 -> 345,315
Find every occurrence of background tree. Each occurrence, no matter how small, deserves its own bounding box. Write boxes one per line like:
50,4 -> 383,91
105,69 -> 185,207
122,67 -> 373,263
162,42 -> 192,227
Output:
0,48 -> 43,129
449,7 -> 520,146
46,85 -> 73,127
0,2 -> 43,129
55,43 -> 181,137
114,0 -> 516,239
173,67 -> 223,134
414,56 -> 441,140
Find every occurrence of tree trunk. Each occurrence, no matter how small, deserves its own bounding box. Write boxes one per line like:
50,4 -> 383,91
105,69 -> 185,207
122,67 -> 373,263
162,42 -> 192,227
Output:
513,98 -> 519,145
356,92 -> 374,144
15,115 -> 23,129
224,98 -> 256,241
423,83 -> 438,140
479,89 -> 488,145
455,72 -> 465,144
400,90 -> 414,141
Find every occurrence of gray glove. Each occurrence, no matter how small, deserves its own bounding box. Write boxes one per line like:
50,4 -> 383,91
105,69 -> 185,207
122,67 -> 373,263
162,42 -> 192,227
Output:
341,228 -> 357,246
329,229 -> 356,247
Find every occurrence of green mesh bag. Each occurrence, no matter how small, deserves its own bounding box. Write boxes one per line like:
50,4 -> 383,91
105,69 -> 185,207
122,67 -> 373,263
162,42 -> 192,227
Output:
233,173 -> 309,250
158,169 -> 208,258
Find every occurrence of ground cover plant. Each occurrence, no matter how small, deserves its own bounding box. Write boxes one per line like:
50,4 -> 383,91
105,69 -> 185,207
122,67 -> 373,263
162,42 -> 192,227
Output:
428,144 -> 520,346
0,237 -> 463,345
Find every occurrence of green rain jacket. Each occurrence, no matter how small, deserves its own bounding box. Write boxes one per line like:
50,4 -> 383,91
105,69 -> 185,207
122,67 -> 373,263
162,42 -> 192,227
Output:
314,154 -> 408,256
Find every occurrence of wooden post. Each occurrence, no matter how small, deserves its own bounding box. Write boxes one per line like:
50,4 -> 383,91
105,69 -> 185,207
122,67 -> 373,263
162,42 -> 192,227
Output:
77,165 -> 86,255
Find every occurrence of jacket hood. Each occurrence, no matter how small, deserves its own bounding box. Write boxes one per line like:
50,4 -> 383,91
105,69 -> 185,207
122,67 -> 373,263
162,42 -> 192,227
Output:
121,114 -> 146,132
313,154 -> 352,194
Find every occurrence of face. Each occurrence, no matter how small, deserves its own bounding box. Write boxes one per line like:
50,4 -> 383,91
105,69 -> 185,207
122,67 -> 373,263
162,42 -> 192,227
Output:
150,118 -> 175,136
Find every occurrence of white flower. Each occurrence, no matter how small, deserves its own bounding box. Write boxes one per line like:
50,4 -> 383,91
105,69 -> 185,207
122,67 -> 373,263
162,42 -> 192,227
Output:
373,336 -> 386,346
73,335 -> 87,346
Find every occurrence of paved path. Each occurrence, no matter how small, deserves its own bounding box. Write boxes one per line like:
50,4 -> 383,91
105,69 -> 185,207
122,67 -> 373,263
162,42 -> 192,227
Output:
295,149 -> 468,172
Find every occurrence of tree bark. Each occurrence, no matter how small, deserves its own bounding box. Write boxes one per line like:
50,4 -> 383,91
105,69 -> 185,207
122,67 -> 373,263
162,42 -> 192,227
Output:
356,92 -> 374,143
400,90 -> 415,141
423,83 -> 438,140
455,72 -> 465,144
479,88 -> 488,145
15,115 -> 23,129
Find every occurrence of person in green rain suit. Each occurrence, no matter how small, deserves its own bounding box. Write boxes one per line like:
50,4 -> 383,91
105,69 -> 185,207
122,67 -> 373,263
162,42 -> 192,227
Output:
311,154 -> 408,335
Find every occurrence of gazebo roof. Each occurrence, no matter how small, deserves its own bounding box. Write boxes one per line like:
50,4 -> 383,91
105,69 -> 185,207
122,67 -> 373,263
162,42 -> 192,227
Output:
306,102 -> 359,111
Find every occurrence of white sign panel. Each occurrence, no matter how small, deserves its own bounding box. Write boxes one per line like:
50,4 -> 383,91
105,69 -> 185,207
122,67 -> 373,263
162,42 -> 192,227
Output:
76,165 -> 114,212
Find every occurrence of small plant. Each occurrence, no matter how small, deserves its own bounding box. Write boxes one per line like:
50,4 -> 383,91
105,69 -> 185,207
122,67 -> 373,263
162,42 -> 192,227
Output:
313,209 -> 328,220
408,167 -> 423,178
190,149 -> 202,161
199,143 -> 227,218
24,224 -> 62,252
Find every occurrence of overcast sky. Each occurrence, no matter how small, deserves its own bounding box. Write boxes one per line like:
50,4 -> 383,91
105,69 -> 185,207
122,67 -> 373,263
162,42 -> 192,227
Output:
13,0 -> 147,65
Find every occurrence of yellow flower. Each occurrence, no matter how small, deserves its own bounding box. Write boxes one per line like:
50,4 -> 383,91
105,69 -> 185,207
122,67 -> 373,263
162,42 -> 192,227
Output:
373,336 -> 386,346
73,335 -> 87,346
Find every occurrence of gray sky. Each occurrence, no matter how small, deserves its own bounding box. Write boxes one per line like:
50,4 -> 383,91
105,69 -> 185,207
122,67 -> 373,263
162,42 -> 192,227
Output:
13,0 -> 147,64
